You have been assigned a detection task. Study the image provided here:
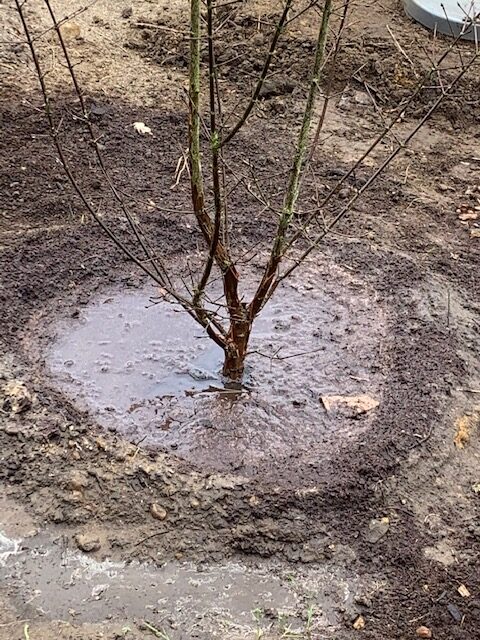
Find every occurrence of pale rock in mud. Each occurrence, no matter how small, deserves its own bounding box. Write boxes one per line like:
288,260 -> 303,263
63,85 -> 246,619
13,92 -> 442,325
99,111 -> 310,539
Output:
321,394 -> 379,418
150,503 -> 167,520
353,615 -> 366,630
48,22 -> 81,43
416,626 -> 432,638
75,533 -> 101,553
366,517 -> 390,543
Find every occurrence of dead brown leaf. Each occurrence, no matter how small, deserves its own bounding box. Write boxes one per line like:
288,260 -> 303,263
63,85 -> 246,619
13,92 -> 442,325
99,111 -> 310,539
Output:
454,412 -> 479,448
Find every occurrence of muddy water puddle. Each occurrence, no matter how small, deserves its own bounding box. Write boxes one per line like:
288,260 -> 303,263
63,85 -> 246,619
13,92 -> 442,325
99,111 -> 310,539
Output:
0,528 -> 364,636
47,266 -> 386,474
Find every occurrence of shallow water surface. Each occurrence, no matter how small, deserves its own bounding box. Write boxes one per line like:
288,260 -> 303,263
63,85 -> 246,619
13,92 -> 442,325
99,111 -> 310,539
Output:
48,265 -> 386,473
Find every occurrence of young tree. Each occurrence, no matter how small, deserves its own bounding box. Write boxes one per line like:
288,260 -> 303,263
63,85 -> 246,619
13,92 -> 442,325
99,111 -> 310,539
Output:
14,0 -> 479,381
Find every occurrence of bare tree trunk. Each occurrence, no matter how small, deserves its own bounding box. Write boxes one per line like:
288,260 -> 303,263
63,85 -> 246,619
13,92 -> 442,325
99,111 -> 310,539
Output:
222,307 -> 251,381
17,0 -> 479,389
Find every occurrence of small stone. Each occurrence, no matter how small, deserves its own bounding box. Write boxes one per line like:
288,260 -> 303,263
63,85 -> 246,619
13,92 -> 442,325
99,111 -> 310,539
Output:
75,533 -> 101,553
92,584 -> 107,599
416,626 -> 432,638
4,423 -> 22,436
67,470 -> 89,491
150,503 -> 167,520
258,76 -> 295,99
354,594 -> 372,608
58,22 -> 81,41
437,183 -> 449,192
52,508 -> 65,524
447,603 -> 462,622
95,436 -> 107,451
121,7 -> 133,18
353,615 -> 365,630
338,187 -> 351,200
366,517 -> 390,543
458,211 -> 478,221
321,394 -> 379,418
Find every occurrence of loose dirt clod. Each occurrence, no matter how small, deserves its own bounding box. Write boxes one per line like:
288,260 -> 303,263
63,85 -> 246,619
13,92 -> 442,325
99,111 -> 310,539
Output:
2,380 -> 33,415
49,22 -> 81,43
66,470 -> 89,492
366,517 -> 390,543
353,615 -> 366,630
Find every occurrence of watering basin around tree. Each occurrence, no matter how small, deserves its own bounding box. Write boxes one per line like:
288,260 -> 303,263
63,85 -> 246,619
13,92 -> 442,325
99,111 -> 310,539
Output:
47,263 -> 386,476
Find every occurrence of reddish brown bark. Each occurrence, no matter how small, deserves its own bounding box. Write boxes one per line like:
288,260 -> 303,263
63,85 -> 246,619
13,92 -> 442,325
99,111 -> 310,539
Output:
222,308 -> 251,381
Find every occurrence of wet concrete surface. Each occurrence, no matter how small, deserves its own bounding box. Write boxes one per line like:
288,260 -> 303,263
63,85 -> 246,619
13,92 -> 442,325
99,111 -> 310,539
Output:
47,266 -> 386,475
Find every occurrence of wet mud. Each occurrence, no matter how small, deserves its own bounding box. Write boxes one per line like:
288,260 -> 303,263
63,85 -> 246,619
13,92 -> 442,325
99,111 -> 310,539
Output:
1,0 -> 480,638
47,264 -> 386,477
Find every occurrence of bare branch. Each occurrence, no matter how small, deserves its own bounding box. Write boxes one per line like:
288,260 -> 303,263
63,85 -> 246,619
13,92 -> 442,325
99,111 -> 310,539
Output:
249,0 -> 333,319
43,0 -> 172,288
221,0 -> 293,147
269,48 -> 480,296
193,0 -> 223,310
284,25 -> 476,255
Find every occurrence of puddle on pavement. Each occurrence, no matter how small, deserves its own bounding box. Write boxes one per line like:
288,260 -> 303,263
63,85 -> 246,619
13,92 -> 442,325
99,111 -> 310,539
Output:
47,264 -> 386,474
0,528 -> 362,634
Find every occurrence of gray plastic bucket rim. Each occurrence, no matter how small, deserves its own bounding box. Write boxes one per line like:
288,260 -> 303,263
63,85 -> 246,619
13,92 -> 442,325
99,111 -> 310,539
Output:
404,0 -> 480,41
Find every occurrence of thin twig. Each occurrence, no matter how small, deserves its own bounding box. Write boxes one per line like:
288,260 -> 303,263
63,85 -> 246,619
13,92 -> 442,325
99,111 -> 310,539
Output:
221,0 -> 293,147
249,0 -> 333,318
270,49 -> 480,295
386,24 -> 419,78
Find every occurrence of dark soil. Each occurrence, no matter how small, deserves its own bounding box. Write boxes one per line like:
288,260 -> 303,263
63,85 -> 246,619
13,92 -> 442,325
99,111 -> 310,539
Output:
1,1 -> 480,639
133,5 -> 480,126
